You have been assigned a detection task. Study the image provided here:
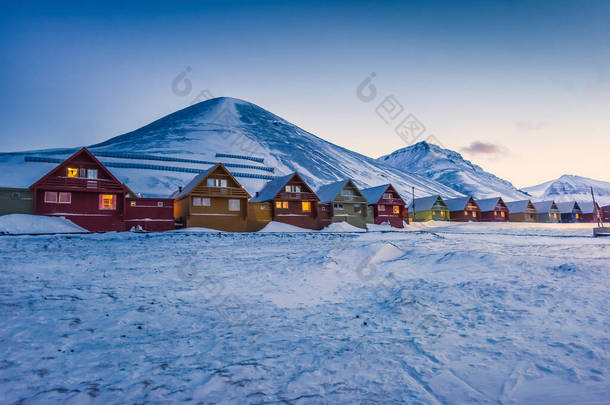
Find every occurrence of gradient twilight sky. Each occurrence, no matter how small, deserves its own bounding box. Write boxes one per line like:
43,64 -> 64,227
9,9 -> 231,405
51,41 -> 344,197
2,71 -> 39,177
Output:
1,0 -> 608,187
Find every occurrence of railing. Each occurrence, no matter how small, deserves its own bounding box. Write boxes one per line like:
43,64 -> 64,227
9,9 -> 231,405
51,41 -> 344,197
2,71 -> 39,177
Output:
193,186 -> 250,197
276,191 -> 318,200
36,176 -> 125,192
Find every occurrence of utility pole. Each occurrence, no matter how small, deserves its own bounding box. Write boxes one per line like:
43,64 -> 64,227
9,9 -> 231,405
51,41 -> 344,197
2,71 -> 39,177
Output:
411,186 -> 415,222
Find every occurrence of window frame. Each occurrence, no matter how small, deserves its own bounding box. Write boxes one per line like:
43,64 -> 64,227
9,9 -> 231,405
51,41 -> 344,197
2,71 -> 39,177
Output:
44,191 -> 58,203
99,194 -> 116,210
58,192 -> 71,204
301,201 -> 312,212
228,199 -> 241,212
66,168 -> 78,178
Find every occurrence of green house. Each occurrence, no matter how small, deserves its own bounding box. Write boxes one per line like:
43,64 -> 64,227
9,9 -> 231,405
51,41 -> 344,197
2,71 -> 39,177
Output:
0,187 -> 33,216
407,195 -> 449,222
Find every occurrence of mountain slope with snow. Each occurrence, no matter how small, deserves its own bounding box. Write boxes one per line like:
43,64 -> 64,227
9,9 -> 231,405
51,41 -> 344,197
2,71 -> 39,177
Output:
377,142 -> 530,201
523,175 -> 610,206
0,97 -> 461,199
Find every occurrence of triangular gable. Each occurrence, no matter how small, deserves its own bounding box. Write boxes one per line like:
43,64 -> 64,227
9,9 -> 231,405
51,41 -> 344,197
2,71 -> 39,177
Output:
250,172 -> 318,202
506,199 -> 535,213
533,200 -> 559,213
30,147 -> 125,190
361,184 -> 403,205
173,163 -> 251,200
316,179 -> 366,204
444,196 -> 478,211
408,195 -> 444,212
476,197 -> 506,212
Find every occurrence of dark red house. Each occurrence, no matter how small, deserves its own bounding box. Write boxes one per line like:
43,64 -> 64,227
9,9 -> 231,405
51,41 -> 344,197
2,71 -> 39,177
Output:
360,184 -> 408,228
476,197 -> 509,222
30,148 -> 174,232
603,205 -> 610,222
578,202 -> 602,223
444,197 -> 481,222
250,172 -> 320,230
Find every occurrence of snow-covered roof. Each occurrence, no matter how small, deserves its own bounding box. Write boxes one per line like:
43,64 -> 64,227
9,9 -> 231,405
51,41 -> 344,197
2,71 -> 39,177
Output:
444,197 -> 473,211
407,195 -> 444,212
505,200 -> 534,213
360,184 -> 390,205
250,173 -> 296,202
315,179 -> 351,203
170,165 -> 217,199
533,200 -> 558,213
577,201 -> 598,214
556,201 -> 581,213
476,197 -> 503,212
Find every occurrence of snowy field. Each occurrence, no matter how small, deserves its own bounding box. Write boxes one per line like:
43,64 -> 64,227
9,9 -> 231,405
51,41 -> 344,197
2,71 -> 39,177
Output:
0,223 -> 609,403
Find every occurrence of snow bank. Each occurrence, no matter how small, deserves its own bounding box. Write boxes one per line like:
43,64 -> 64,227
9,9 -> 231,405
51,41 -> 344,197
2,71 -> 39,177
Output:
258,221 -> 313,232
0,214 -> 87,235
366,222 -> 408,232
319,222 -> 366,233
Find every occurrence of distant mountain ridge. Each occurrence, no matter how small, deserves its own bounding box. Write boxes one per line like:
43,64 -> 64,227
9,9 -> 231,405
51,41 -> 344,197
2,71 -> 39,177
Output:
377,142 -> 530,201
523,175 -> 610,206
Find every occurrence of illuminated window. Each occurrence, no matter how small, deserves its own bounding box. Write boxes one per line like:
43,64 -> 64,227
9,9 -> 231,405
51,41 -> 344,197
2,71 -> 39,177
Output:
575,213 -> 579,219
276,201 -> 288,209
464,210 -> 468,215
99,194 -> 116,210
553,213 -> 558,218
441,211 -> 445,217
383,193 -> 393,199
432,211 -> 436,215
228,199 -> 240,211
393,206 -> 400,214
67,168 -> 78,178
302,201 -> 311,212
44,191 -> 58,203
494,211 -> 497,216
87,169 -> 98,179
501,211 -> 505,217
472,211 -> 476,217
378,204 -> 385,211
58,192 -> 71,204
130,201 -> 136,207
353,204 -> 361,213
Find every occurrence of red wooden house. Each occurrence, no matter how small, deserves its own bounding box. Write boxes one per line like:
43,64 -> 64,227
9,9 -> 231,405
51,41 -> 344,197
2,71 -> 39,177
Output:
360,184 -> 408,228
250,172 -> 320,230
603,205 -> 610,222
444,197 -> 481,222
476,197 -> 509,222
30,148 -> 174,232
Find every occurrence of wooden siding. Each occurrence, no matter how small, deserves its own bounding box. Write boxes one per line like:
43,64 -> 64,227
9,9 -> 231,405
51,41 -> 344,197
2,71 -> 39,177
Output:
124,198 -> 175,231
369,185 -> 408,228
268,175 -> 321,230
0,188 -> 33,216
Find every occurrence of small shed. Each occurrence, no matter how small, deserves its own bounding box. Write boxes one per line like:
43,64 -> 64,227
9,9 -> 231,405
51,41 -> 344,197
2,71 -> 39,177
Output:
360,184 -> 408,228
124,197 -> 175,231
0,187 -> 33,216
250,172 -> 320,230
407,195 -> 449,222
506,200 -> 538,222
556,201 -> 583,223
172,163 -> 251,232
578,201 -> 602,223
476,197 -> 509,222
532,201 -> 561,223
315,179 -> 372,229
444,196 -> 481,222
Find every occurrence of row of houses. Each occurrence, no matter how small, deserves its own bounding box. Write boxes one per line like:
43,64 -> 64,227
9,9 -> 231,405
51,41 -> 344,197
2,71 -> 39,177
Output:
0,148 -> 607,232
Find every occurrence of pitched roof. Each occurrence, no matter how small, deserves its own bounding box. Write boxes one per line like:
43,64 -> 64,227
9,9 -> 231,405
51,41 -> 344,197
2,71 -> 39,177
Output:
170,165 -> 217,199
407,195 -> 444,212
444,197 -> 475,211
360,184 -> 390,205
476,197 -> 503,212
505,200 -> 534,213
577,201 -> 598,214
315,179 -> 351,203
250,173 -> 299,202
533,200 -> 558,213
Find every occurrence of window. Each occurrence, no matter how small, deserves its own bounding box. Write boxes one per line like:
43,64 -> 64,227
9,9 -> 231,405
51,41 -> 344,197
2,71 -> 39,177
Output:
464,210 -> 468,215
353,204 -> 361,214
432,211 -> 436,216
87,169 -> 98,179
575,213 -> 579,219
341,189 -> 353,197
378,204 -> 385,211
131,201 -> 136,207
501,211 -> 505,217
157,201 -> 163,207
44,191 -> 58,203
193,197 -> 210,206
67,168 -> 78,178
207,178 -> 227,188
441,211 -> 445,217
58,192 -> 71,204
10,192 -> 20,200
79,168 -> 87,178
494,211 -> 498,216
302,201 -> 311,212
275,201 -> 288,209
553,213 -> 558,219
333,203 -> 344,210
472,211 -> 476,217
99,194 -> 116,210
286,185 -> 301,193
228,199 -> 240,211
393,206 -> 400,214
383,193 -> 393,199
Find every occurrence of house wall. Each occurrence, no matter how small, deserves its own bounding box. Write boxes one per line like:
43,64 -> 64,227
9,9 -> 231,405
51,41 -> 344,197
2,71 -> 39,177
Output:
509,212 -> 537,222
449,209 -> 480,222
246,202 -> 272,231
411,205 -> 450,222
327,201 -> 372,229
0,188 -> 33,215
536,211 -> 561,223
480,206 -> 509,222
560,211 -> 582,223
184,195 -> 249,232
270,177 -> 320,230
124,198 -> 175,231
372,200 -> 407,228
603,205 -> 610,222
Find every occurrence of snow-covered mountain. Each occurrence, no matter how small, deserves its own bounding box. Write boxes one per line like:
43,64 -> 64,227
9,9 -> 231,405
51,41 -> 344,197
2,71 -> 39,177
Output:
0,97 -> 462,199
523,175 -> 610,206
377,141 -> 530,201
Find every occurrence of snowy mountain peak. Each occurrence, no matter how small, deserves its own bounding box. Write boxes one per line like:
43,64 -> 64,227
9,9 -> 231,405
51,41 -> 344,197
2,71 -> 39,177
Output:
523,175 -> 610,205
377,142 -> 529,201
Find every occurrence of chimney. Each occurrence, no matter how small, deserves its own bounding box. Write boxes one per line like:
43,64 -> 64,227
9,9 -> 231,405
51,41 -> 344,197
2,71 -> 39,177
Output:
255,191 -> 259,197
179,186 -> 183,193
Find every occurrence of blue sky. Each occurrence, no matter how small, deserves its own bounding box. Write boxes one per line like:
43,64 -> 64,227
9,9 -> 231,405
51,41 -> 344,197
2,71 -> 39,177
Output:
1,0 -> 608,187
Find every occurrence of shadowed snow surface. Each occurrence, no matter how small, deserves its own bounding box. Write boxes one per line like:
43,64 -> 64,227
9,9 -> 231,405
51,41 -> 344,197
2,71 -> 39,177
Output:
0,225 -> 608,403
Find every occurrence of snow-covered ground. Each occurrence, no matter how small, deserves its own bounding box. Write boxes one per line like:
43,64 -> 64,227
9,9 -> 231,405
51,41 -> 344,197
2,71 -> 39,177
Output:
0,224 -> 608,403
